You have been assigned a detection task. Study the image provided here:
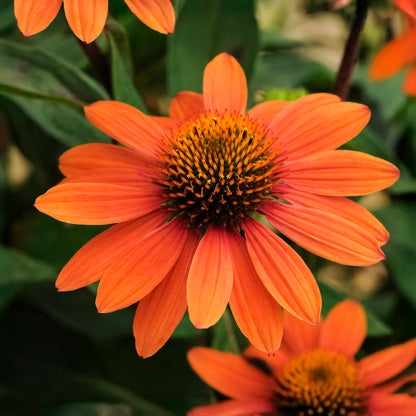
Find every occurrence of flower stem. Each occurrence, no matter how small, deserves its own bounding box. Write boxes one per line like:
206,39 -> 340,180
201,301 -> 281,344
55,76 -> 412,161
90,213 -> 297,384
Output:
333,0 -> 369,100
76,38 -> 113,96
223,309 -> 240,354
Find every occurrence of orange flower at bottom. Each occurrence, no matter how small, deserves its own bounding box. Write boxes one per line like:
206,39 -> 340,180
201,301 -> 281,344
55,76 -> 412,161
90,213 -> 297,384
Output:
14,0 -> 175,43
369,0 -> 416,96
188,300 -> 416,416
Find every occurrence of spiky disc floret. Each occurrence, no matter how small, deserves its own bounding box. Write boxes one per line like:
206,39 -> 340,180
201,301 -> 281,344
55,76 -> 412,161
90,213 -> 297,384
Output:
158,110 -> 281,230
276,349 -> 366,416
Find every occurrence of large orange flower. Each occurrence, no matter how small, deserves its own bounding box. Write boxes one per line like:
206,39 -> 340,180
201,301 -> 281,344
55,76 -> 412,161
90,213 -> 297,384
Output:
188,300 -> 416,416
14,0 -> 175,43
369,0 -> 416,95
35,53 -> 399,358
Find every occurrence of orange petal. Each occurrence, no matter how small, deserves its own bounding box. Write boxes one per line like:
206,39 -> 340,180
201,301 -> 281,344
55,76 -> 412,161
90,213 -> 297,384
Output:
56,211 -> 166,291
403,66 -> 416,96
246,100 -> 290,127
284,150 -> 400,196
35,181 -> 162,225
358,339 -> 416,387
188,399 -> 274,416
64,0 -> 108,43
14,0 -> 62,36
134,231 -> 199,358
372,374 -> 416,396
203,53 -> 247,114
124,0 -> 175,34
96,219 -> 187,312
84,101 -> 164,162
243,344 -> 291,376
281,310 -> 320,356
277,185 -> 389,246
263,202 -> 385,266
394,0 -> 416,19
269,100 -> 370,160
187,227 -> 233,329
169,91 -> 204,120
149,116 -> 177,135
319,300 -> 367,356
59,143 -> 155,178
367,393 -> 416,416
228,233 -> 283,354
187,347 -> 275,400
369,28 -> 416,80
243,218 -> 321,324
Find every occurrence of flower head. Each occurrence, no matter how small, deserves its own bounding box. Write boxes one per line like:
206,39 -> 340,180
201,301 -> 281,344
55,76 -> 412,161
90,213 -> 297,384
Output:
369,0 -> 416,96
14,0 -> 175,43
188,300 -> 416,416
35,53 -> 399,357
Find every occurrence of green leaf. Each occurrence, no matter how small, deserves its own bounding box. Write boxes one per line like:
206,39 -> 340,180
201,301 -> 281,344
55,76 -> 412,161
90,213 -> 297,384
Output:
252,51 -> 331,91
374,202 -> 416,307
46,403 -> 133,416
0,246 -> 57,311
107,32 -> 148,112
318,281 -> 392,336
2,93 -> 110,147
167,0 -> 258,95
0,39 -> 109,105
0,246 -> 57,286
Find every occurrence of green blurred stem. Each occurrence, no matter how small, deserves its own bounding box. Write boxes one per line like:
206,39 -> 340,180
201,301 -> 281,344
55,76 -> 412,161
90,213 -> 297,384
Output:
223,308 -> 240,354
333,0 -> 369,100
76,38 -> 113,96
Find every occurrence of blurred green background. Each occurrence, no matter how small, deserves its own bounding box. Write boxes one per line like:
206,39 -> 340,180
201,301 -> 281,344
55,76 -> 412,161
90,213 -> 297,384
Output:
1,0 -> 416,414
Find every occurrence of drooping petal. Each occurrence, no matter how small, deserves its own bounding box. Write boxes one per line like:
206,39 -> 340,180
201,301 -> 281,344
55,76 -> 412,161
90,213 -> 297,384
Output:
283,150 -> 400,196
246,100 -> 290,127
124,0 -> 175,34
281,310 -> 320,356
35,181 -> 163,225
59,143 -> 155,178
367,393 -> 416,416
203,53 -> 247,114
64,0 -> 108,43
369,28 -> 416,80
243,218 -> 321,324
394,0 -> 416,19
96,219 -> 187,312
56,214 -> 164,290
268,98 -> 370,160
14,0 -> 62,36
187,227 -> 233,329
358,339 -> 416,387
187,347 -> 276,400
277,185 -> 389,245
134,231 -> 199,358
228,233 -> 283,354
56,211 -> 165,291
372,374 -> 416,396
403,65 -> 416,96
319,300 -> 367,356
263,202 -> 385,266
169,91 -> 204,120
188,399 -> 274,416
84,101 -> 165,162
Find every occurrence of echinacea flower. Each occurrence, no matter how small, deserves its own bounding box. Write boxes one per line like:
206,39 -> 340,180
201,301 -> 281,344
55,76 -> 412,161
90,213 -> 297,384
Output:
35,53 -> 399,358
14,0 -> 175,43
188,300 -> 416,416
369,0 -> 416,96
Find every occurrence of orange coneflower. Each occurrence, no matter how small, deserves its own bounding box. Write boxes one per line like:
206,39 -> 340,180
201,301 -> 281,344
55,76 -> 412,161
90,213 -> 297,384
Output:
35,53 -> 399,358
188,300 -> 416,416
369,0 -> 416,96
14,0 -> 175,43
